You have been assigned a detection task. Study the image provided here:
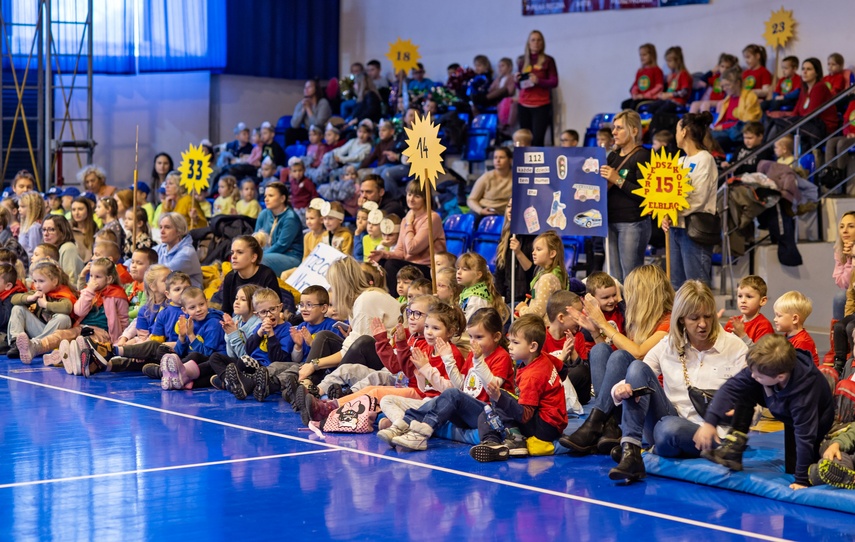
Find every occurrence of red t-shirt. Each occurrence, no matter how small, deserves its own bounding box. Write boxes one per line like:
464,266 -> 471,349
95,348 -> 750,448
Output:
742,67 -> 772,92
666,70 -> 693,105
516,353 -> 567,432
843,101 -> 855,137
718,96 -> 741,129
543,330 -> 589,362
707,72 -> 725,101
788,329 -> 819,366
631,66 -> 664,99
775,74 -> 802,96
459,347 -> 514,402
795,82 -> 838,133
823,72 -> 847,96
724,313 -> 775,342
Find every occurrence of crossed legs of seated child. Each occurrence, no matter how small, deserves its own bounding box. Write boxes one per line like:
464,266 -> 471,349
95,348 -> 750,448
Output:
8,309 -> 72,361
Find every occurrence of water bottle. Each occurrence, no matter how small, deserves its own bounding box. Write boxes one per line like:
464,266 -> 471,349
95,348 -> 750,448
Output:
484,404 -> 505,438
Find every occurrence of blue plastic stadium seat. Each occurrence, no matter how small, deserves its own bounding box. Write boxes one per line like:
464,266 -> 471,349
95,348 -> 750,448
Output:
444,213 -> 476,252
476,215 -> 504,238
465,132 -> 490,163
445,236 -> 467,256
798,153 -> 816,175
274,115 -> 291,150
285,144 -> 307,160
472,238 -> 499,272
589,113 -> 615,129
471,114 -> 498,138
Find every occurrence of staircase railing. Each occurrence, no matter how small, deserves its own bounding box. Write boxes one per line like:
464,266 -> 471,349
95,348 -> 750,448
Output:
715,83 -> 855,307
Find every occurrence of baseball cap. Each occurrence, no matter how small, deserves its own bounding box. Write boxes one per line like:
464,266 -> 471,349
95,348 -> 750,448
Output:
62,186 -> 81,198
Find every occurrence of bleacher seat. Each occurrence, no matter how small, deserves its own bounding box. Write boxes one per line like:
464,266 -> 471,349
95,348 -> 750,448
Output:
475,215 -> 504,239
799,153 -> 816,176
470,113 -> 498,139
472,238 -> 499,272
443,213 -> 476,256
465,132 -> 491,164
583,113 -> 616,147
285,144 -> 307,160
274,115 -> 291,150
562,236 -> 582,277
445,236 -> 468,256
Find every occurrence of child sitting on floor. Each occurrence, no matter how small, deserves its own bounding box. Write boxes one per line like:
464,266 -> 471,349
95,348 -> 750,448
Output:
469,314 -> 567,462
810,423 -> 855,489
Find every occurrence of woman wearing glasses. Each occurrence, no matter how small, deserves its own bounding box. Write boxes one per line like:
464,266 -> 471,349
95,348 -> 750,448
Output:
220,235 -> 290,316
42,215 -> 84,280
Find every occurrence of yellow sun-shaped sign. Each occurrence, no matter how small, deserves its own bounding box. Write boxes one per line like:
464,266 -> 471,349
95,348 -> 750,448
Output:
178,143 -> 213,194
633,148 -> 694,228
763,7 -> 795,49
386,38 -> 421,75
403,112 -> 446,190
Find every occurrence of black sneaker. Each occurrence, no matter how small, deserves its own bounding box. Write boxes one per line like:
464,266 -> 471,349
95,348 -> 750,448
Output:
505,437 -> 530,458
818,458 -> 855,489
294,384 -> 308,414
223,363 -> 252,400
700,430 -> 748,471
210,375 -> 225,390
253,366 -> 272,402
281,373 -> 299,405
6,344 -> 19,359
326,383 -> 344,399
142,363 -> 162,380
470,441 -> 510,463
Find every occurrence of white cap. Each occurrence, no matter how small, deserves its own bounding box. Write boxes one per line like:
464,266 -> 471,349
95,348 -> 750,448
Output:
380,218 -> 400,235
367,209 -> 384,225
309,197 -> 326,210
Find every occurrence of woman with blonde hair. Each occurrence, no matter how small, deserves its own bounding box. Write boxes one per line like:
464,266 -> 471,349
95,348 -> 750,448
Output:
561,264 -> 674,456
17,191 -> 46,261
515,30 -> 558,146
605,281 -> 747,483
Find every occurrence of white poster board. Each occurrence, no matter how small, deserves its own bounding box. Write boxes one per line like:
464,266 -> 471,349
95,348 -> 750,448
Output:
285,243 -> 347,292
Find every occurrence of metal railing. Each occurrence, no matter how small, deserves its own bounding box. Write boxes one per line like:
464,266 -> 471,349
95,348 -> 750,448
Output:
715,83 -> 855,306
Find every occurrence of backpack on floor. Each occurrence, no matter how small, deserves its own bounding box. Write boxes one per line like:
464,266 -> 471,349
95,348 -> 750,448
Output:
318,395 -> 378,433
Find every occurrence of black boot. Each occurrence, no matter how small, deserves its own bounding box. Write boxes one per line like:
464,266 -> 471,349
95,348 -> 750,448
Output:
834,357 -> 848,376
558,407 -> 608,455
609,442 -> 646,482
700,430 -> 748,471
597,414 -> 622,455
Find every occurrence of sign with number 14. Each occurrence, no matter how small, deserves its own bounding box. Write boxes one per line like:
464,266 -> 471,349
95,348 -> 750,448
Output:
633,147 -> 693,228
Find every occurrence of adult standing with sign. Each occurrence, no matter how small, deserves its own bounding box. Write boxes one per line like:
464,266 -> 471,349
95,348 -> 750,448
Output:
516,30 -> 558,146
663,112 -> 717,289
600,110 -> 651,282
255,182 -> 303,276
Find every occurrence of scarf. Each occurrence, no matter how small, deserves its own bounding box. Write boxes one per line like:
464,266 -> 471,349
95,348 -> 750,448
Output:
459,282 -> 491,304
0,280 -> 27,302
92,284 -> 128,308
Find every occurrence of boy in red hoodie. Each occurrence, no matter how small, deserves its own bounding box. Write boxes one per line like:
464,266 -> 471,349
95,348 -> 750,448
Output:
469,314 -> 568,462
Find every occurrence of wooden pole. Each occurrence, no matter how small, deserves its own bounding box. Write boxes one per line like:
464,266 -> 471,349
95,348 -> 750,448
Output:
425,172 -> 437,294
665,226 -> 671,281
132,125 -> 139,250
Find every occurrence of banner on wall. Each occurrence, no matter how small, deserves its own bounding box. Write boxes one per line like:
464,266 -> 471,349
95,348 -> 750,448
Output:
510,147 -> 609,238
522,0 -> 709,16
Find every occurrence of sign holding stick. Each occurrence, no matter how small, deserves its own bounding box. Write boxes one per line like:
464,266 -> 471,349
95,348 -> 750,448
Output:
633,148 -> 693,279
402,111 -> 446,293
178,143 -> 213,229
132,125 -> 139,249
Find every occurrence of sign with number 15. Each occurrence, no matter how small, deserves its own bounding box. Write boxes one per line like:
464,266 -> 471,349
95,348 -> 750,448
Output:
633,147 -> 693,228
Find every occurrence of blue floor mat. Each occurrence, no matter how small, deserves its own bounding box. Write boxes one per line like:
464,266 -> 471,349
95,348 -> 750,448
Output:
644,431 -> 855,514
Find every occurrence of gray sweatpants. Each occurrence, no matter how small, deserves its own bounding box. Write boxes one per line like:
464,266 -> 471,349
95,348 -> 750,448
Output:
318,365 -> 396,395
8,307 -> 71,346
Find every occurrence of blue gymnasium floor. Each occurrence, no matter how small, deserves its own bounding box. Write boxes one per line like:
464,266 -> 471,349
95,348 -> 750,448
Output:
1,360 -> 853,542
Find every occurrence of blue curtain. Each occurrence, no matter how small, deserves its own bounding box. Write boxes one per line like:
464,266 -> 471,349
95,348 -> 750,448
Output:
223,0 -> 340,80
2,0 -> 226,74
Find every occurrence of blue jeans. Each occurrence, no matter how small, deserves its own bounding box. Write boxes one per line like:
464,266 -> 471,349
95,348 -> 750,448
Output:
669,226 -> 712,290
380,164 -> 411,200
711,122 -> 745,151
591,345 -> 636,414
263,251 -> 301,276
404,388 -> 485,431
834,290 -> 846,322
620,360 -> 697,457
608,219 -> 651,282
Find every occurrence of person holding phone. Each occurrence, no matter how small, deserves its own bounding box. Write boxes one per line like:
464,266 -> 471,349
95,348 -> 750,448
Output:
515,30 -> 558,146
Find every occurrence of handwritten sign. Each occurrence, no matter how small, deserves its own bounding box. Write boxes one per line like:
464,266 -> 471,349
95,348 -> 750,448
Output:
403,111 -> 446,190
286,243 -> 347,292
178,143 -> 212,194
763,7 -> 795,49
633,148 -> 693,228
386,38 -> 421,74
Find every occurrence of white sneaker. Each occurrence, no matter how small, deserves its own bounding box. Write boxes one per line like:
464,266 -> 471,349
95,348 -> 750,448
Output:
377,420 -> 409,447
66,339 -> 82,376
391,430 -> 429,452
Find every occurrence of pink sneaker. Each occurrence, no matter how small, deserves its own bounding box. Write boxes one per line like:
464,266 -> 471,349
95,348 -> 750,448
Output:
42,341 -> 66,367
17,334 -> 33,365
160,353 -> 186,390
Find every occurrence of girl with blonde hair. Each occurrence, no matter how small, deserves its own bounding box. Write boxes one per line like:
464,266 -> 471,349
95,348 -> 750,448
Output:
17,191 -> 46,261
514,230 -> 566,323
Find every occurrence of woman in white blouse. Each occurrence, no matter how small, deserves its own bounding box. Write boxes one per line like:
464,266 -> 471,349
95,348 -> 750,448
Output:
662,111 -> 718,290
607,280 -> 748,483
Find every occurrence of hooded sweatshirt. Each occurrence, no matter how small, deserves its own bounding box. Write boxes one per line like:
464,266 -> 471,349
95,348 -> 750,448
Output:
174,308 -> 226,357
704,349 -> 835,486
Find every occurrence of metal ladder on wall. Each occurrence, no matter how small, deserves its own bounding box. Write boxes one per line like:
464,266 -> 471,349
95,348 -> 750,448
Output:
1,0 -> 94,189
716,83 -> 855,308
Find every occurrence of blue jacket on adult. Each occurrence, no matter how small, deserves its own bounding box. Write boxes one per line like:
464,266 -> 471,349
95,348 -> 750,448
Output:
155,234 -> 203,288
256,206 -> 303,264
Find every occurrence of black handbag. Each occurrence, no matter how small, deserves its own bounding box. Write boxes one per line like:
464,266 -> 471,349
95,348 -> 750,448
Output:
685,211 -> 721,246
680,352 -> 717,418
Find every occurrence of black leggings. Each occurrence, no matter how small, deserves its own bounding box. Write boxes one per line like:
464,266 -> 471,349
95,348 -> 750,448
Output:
567,360 -> 592,406
517,103 -> 552,146
833,314 -> 855,366
121,341 -> 174,363
306,331 -> 384,374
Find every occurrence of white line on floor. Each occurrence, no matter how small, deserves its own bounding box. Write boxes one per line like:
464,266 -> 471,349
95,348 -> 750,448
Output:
0,374 -> 790,542
0,449 -> 338,489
